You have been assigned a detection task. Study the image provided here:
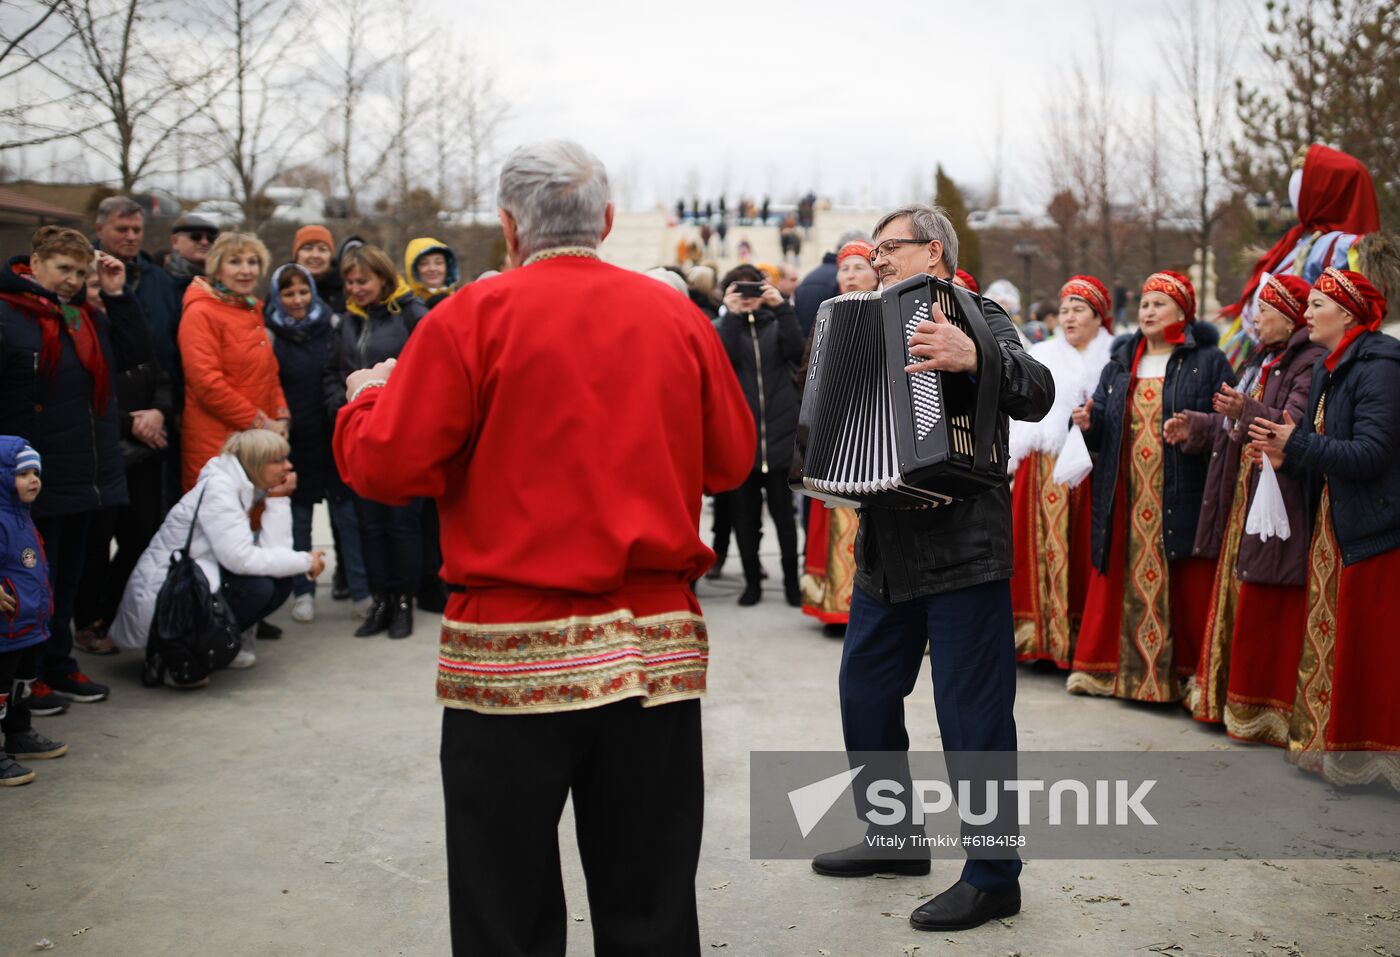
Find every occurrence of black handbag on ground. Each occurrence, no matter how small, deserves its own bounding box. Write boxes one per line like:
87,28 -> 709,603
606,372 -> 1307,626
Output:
141,487 -> 242,686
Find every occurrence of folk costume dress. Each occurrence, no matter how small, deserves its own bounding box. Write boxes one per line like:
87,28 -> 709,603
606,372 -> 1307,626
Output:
799,239 -> 877,625
1009,276 -> 1113,667
333,249 -> 755,714
1068,272 -> 1234,702
1279,269 -> 1400,790
1219,145 -> 1381,369
1181,274 -> 1324,742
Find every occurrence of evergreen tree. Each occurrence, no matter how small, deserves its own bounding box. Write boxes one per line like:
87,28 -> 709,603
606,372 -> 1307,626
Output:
934,164 -> 982,277
1232,0 -> 1400,230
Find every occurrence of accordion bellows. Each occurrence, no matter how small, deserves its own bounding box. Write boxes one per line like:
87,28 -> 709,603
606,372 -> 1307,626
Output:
795,274 -> 1006,509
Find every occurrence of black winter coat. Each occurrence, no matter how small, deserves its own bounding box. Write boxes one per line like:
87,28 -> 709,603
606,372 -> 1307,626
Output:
326,292 -> 428,416
97,245 -> 181,384
268,303 -> 337,505
0,260 -> 130,518
853,292 -> 1056,601
106,282 -> 173,467
1283,330 -> 1400,566
793,253 -> 838,340
1082,323 -> 1235,572
716,301 -> 804,475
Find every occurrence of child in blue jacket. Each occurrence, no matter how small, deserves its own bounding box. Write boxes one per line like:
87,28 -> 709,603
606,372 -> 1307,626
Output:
0,438 -> 68,786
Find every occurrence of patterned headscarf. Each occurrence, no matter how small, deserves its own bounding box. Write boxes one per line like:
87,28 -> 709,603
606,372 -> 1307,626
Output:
1059,274 -> 1112,323
1257,273 -> 1310,329
1312,267 -> 1389,371
1141,270 -> 1195,345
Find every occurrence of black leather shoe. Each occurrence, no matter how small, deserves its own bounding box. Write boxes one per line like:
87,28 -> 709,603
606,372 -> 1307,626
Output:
256,620 -> 282,640
909,880 -> 1020,931
331,564 -> 350,601
387,592 -> 414,639
737,582 -> 762,606
354,593 -> 391,637
811,842 -> 931,878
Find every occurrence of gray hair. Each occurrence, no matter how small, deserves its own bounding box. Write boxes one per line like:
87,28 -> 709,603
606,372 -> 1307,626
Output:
834,228 -> 870,250
95,195 -> 143,225
871,204 -> 959,273
497,139 -> 611,258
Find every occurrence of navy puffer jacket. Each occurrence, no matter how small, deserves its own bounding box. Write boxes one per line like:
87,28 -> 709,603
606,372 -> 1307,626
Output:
1082,322 -> 1235,571
1283,330 -> 1400,565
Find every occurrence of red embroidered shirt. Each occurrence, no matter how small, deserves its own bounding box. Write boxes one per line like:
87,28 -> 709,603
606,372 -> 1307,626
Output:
333,254 -> 755,713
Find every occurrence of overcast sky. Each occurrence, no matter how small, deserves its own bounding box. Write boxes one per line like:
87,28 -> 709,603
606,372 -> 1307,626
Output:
460,0 -> 1240,211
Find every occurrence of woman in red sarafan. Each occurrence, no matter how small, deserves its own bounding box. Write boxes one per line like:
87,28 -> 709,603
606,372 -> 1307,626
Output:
1167,273 -> 1324,742
1250,267 -> 1400,790
1008,275 -> 1113,668
799,240 -> 876,626
1067,271 -> 1234,702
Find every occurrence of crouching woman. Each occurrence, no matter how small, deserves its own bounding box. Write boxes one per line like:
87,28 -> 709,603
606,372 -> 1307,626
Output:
109,429 -> 325,678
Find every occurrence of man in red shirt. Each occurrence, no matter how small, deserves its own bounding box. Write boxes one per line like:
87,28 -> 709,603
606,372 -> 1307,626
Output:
334,139 -> 755,956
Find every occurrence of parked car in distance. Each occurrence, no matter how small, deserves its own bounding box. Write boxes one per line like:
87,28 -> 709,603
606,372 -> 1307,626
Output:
135,188 -> 182,220
188,200 -> 244,229
265,187 -> 326,224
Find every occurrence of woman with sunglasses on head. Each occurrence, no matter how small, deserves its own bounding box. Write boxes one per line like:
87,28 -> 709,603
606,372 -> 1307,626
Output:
1248,267 -> 1400,790
1067,271 -> 1234,702
1164,274 -> 1324,742
1008,275 -> 1114,669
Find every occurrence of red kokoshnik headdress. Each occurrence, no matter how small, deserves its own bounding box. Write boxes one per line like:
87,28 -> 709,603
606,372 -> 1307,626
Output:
953,268 -> 980,294
1058,274 -> 1111,323
837,240 -> 874,266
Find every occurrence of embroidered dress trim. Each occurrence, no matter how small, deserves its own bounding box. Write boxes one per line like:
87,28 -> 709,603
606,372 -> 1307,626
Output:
436,607 -> 708,714
523,246 -> 601,266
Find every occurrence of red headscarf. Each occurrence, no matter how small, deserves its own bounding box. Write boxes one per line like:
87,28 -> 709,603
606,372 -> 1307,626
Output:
1141,270 -> 1195,341
1221,145 -> 1381,319
953,268 -> 980,294
837,240 -> 874,267
1257,273 -> 1311,329
1312,267 -> 1389,371
1059,274 -> 1112,323
0,261 -> 110,415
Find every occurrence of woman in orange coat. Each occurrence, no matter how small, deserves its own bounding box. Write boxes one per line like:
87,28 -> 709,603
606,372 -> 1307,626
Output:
179,233 -> 288,491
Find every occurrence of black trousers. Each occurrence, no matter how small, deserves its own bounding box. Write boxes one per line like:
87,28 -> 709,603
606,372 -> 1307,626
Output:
441,698 -> 703,957
355,496 -> 422,593
709,493 -> 733,562
34,512 -> 92,679
0,646 -> 38,735
732,468 -> 798,586
220,570 -> 294,631
75,459 -> 166,629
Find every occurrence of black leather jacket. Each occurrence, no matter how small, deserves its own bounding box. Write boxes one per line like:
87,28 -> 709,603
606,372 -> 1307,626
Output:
853,293 -> 1055,601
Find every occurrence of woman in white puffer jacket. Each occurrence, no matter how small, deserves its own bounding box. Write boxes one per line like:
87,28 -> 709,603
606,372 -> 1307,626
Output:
110,429 -> 325,675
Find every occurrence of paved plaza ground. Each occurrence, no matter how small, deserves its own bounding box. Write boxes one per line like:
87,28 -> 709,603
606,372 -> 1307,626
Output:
5,508 -> 1398,957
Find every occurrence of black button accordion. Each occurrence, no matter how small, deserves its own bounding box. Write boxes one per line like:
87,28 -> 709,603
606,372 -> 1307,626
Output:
794,273 -> 1006,508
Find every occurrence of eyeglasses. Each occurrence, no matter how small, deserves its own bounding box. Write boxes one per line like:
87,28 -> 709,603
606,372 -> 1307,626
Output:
180,230 -> 217,243
868,238 -> 928,264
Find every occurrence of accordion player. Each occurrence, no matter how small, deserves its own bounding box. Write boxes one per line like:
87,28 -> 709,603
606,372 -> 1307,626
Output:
794,273 -> 1007,508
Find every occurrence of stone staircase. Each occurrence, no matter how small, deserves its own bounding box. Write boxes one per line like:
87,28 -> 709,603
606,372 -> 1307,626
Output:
597,208 -> 884,274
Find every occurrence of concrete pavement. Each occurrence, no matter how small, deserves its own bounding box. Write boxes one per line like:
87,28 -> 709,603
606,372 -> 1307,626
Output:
4,506 -> 1397,956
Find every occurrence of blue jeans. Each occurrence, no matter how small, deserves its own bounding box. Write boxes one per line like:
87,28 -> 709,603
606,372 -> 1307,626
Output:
839,579 -> 1021,891
291,498 -> 370,600
220,569 -> 294,631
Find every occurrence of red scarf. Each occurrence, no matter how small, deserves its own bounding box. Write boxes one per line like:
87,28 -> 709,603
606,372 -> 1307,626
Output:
0,263 -> 110,415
